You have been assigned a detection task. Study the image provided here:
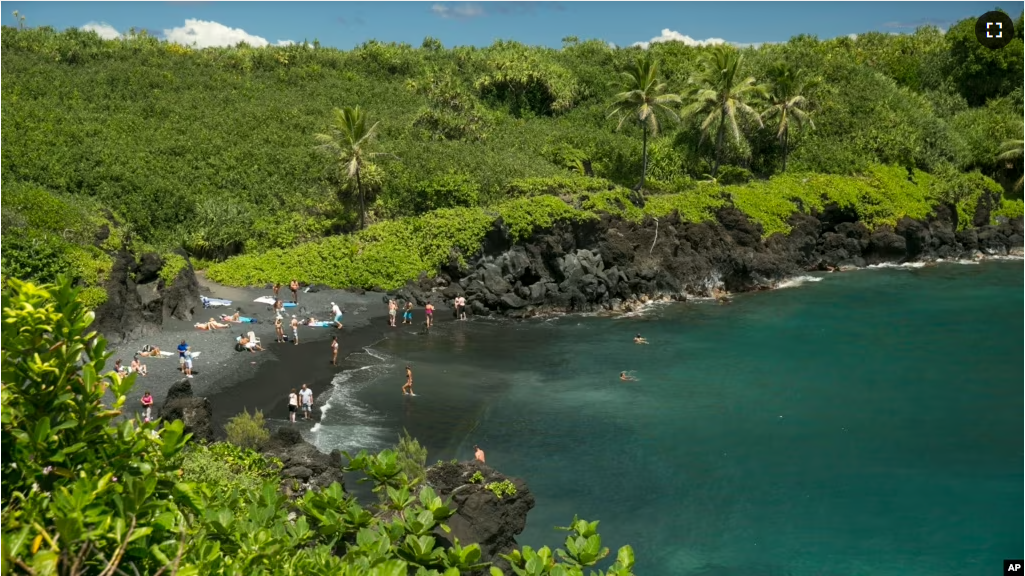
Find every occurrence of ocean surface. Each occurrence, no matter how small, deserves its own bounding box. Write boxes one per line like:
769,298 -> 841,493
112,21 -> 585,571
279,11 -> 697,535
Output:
307,261 -> 1024,576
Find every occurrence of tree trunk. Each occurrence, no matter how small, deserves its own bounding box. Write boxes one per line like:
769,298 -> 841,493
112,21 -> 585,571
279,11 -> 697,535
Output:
641,123 -> 648,189
712,113 -> 726,178
356,168 -> 366,230
782,126 -> 789,173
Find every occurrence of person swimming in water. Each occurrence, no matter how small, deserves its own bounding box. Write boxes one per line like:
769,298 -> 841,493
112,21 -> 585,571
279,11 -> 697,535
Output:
634,334 -> 648,344
620,371 -> 637,381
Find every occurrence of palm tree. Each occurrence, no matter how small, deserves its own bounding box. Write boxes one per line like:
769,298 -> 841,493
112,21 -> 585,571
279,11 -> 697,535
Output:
761,63 -> 818,172
682,45 -> 768,178
314,106 -> 387,230
997,127 -> 1023,192
608,53 -> 681,189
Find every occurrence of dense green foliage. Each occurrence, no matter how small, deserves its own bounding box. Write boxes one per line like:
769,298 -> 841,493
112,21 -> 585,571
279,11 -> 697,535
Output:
224,408 -> 272,450
1,278 -> 638,575
2,18 -> 1021,284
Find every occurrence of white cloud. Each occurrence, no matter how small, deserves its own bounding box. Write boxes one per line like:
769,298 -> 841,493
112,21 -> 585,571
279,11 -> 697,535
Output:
81,21 -> 121,40
431,3 -> 485,19
162,19 -> 294,49
632,29 -> 727,49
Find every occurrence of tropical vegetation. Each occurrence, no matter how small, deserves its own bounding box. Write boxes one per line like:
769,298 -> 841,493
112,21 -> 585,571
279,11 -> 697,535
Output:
1,277 -> 637,575
1,12 -> 1022,293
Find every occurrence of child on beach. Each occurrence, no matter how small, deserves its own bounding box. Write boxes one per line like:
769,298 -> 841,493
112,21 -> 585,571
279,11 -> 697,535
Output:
330,335 -> 339,366
403,302 -> 414,325
288,388 -> 299,423
183,350 -> 194,378
140,391 -> 154,422
425,302 -> 434,328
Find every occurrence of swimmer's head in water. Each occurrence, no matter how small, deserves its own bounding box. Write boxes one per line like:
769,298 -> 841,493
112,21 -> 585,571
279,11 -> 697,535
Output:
635,334 -> 641,338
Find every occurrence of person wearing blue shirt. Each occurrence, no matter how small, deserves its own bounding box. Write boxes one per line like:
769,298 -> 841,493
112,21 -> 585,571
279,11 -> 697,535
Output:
177,340 -> 189,372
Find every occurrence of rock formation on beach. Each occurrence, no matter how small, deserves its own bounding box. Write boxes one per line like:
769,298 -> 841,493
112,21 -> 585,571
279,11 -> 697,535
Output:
262,426 -> 347,494
426,461 -> 536,573
157,379 -> 216,443
94,250 -> 203,344
388,199 -> 1024,318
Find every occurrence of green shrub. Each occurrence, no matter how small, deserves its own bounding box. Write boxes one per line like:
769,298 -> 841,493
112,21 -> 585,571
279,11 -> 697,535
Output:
394,428 -> 428,486
495,196 -> 596,241
178,442 -> 283,507
469,471 -> 485,484
224,407 -> 271,450
505,175 -> 612,197
644,186 -> 725,223
412,173 -> 482,213
484,479 -> 518,499
992,198 -> 1025,223
159,252 -> 188,285
580,188 -> 645,222
77,286 -> 109,308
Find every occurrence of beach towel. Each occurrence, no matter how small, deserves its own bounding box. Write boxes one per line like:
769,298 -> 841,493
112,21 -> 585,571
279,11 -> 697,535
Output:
254,296 -> 298,307
221,314 -> 259,324
201,296 -> 232,308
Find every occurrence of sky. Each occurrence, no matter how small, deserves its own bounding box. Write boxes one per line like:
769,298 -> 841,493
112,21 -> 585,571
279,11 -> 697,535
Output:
3,1 -> 1022,50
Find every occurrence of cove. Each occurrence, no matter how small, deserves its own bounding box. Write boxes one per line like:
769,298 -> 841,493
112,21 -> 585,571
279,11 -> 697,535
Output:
315,261 -> 1022,575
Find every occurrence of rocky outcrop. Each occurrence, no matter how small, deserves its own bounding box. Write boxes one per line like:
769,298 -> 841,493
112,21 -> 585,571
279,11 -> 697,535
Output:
262,427 -> 346,496
94,250 -> 202,343
426,461 -> 535,573
388,201 -> 1024,318
158,379 -> 215,443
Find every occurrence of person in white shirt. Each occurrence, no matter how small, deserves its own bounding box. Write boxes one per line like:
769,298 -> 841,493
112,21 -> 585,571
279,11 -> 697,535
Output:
331,302 -> 344,329
288,388 -> 299,423
299,384 -> 314,420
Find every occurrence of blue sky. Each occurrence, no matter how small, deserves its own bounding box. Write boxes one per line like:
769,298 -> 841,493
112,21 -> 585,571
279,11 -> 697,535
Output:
4,2 -> 1021,50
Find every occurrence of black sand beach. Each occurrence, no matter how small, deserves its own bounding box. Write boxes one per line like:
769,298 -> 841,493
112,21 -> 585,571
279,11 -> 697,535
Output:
112,273 -> 455,437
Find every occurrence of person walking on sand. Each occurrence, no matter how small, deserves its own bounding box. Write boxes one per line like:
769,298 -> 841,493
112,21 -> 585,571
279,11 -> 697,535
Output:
403,302 -> 414,325
288,388 -> 299,423
140,391 -> 154,422
274,315 -> 285,343
331,302 -> 344,329
290,315 -> 300,345
425,302 -> 435,328
402,365 -> 414,396
330,335 -> 339,365
388,299 -> 398,327
290,279 -> 300,304
299,383 -> 314,420
474,445 -> 486,464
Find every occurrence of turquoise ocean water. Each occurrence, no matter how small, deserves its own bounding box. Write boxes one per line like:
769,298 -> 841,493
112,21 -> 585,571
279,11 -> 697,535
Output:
309,261 -> 1023,575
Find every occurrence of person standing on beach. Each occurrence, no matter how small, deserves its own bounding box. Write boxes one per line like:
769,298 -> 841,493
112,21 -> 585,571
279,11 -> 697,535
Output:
330,335 -> 339,365
425,302 -> 435,328
290,315 -> 300,345
274,298 -> 284,318
299,384 -> 314,420
388,299 -> 398,327
273,282 -> 281,301
290,279 -> 300,304
474,445 -> 486,464
288,388 -> 299,423
403,302 -> 414,325
184,350 -> 195,378
455,296 -> 467,320
274,315 -> 285,343
140,391 -> 154,422
402,365 -> 414,396
331,302 -> 344,329
177,340 -> 189,372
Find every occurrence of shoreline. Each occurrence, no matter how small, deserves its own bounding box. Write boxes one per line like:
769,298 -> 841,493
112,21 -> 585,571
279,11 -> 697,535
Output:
115,256 -> 1021,456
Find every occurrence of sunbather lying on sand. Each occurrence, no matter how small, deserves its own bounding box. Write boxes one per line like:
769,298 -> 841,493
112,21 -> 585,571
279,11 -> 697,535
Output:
221,311 -> 242,322
138,345 -> 162,357
195,318 -> 229,330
